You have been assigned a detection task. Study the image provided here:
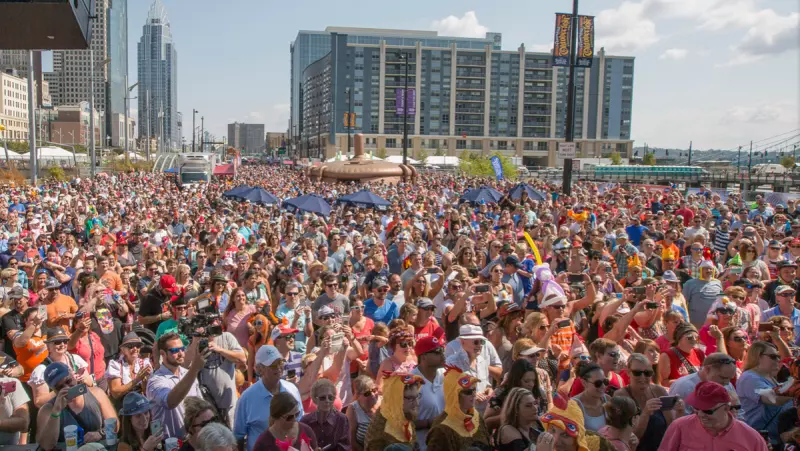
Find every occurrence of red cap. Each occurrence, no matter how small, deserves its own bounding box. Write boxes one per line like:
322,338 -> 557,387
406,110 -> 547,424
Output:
686,381 -> 730,411
159,274 -> 177,294
414,336 -> 444,356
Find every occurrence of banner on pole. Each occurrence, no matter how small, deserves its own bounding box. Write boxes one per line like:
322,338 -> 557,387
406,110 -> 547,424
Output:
395,88 -> 416,116
552,13 -> 572,67
576,15 -> 595,67
490,155 -> 504,181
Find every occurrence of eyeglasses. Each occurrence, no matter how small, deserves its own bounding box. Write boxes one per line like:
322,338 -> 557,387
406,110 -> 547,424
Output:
285,292 -> 299,297
192,417 -> 218,431
398,341 -> 413,349
591,379 -> 609,388
351,305 -> 364,311
123,343 -> 142,350
449,284 -> 463,291
631,369 -> 654,378
320,315 -> 335,321
732,336 -> 747,342
460,388 -> 476,396
552,305 -> 567,310
699,404 -> 728,415
279,334 -> 296,341
167,346 -> 186,354
730,404 -> 741,410
316,395 -> 335,402
363,388 -> 377,397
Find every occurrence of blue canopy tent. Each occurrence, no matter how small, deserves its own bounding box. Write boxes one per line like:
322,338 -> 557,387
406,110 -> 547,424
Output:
282,194 -> 332,216
337,190 -> 391,211
508,183 -> 547,201
459,186 -> 504,204
240,187 -> 280,206
222,185 -> 253,199
163,167 -> 178,173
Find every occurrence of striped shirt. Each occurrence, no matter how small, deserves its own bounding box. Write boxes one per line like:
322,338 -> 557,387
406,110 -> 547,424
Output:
282,351 -> 304,379
714,230 -> 731,258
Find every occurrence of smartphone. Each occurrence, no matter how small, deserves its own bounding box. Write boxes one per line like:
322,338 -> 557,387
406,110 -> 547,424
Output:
0,381 -> 15,394
568,274 -> 583,283
330,333 -> 344,353
37,305 -> 47,320
474,285 -> 490,293
426,267 -> 438,274
150,418 -> 163,437
286,369 -> 297,379
659,396 -> 678,410
66,383 -> 87,401
759,323 -> 775,332
557,319 -> 572,328
645,302 -> 659,310
632,286 -> 647,295
605,266 -> 612,273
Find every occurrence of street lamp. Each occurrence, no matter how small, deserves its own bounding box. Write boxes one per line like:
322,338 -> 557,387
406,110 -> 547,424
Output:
90,55 -> 112,177
192,109 -> 198,153
397,52 -> 410,166
68,130 -> 74,144
0,124 -> 7,167
125,79 -> 139,162
345,87 -> 353,157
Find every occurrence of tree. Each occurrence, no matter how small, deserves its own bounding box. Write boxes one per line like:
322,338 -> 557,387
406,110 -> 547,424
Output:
46,166 -> 67,181
642,152 -> 656,166
610,151 -> 622,165
434,147 -> 445,157
7,142 -> 28,153
780,155 -> 795,170
375,147 -> 387,159
458,152 -> 518,180
417,147 -> 429,164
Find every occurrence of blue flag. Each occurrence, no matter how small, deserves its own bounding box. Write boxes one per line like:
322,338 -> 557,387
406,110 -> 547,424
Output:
490,156 -> 504,181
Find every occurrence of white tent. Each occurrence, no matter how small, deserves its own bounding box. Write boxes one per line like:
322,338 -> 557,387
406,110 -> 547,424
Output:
425,156 -> 460,167
385,155 -> 420,165
20,146 -> 89,163
115,151 -> 144,161
0,148 -> 25,160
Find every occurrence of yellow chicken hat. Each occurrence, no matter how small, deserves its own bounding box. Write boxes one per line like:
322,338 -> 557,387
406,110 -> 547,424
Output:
440,365 -> 481,437
381,372 -> 425,443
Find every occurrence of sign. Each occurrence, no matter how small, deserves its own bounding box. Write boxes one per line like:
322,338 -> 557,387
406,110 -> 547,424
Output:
342,112 -> 356,127
395,88 -> 416,116
552,13 -> 573,67
490,156 -> 504,181
576,16 -> 595,67
558,142 -> 576,159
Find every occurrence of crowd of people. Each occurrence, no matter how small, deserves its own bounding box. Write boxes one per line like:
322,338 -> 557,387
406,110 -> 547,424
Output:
0,162 -> 797,450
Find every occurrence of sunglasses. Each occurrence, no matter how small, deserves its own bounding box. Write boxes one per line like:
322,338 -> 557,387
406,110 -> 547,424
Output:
699,404 -> 728,415
398,341 -> 413,349
351,305 -> 364,311
168,346 -> 186,354
363,388 -> 377,397
193,417 -> 218,430
377,287 -> 390,292
320,315 -> 335,321
732,336 -> 747,342
52,340 -> 69,346
316,395 -> 335,402
325,283 -> 338,288
631,369 -> 654,378
285,292 -> 299,297
283,412 -> 299,422
591,379 -> 609,388
123,343 -> 143,350
279,334 -> 296,341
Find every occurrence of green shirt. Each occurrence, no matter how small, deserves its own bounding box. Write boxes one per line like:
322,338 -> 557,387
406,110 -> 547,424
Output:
155,318 -> 189,346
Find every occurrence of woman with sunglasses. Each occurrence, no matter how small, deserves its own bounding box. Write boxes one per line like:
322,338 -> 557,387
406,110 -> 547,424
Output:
736,341 -> 795,445
181,396 -> 219,451
346,375 -> 380,451
376,329 -> 417,394
615,353 -> 680,450
571,362 -> 611,433
253,391 -> 318,451
348,298 -> 374,378
117,392 -> 164,451
733,239 -> 770,281
485,359 -> 550,432
107,332 -> 153,404
299,379 -> 349,450
658,322 -> 705,388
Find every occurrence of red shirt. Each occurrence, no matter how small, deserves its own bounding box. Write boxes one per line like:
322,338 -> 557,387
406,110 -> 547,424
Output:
71,332 -> 106,383
665,347 -> 705,381
675,207 -> 694,226
414,318 -> 445,342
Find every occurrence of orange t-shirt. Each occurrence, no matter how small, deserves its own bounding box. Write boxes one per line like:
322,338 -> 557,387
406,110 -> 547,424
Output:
100,271 -> 123,292
13,335 -> 48,382
46,294 -> 79,329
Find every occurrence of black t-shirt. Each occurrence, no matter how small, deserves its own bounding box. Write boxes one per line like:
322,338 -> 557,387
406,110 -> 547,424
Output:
0,310 -> 23,358
91,316 -> 124,360
138,291 -> 169,333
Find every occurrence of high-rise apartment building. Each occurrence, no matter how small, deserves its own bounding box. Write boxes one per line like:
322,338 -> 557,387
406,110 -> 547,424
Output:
228,123 -> 266,153
137,0 -> 178,152
292,27 -> 634,166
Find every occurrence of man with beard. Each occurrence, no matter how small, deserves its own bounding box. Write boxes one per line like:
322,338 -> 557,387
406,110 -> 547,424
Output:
146,332 -> 207,439
412,336 -> 446,451
364,371 -> 424,451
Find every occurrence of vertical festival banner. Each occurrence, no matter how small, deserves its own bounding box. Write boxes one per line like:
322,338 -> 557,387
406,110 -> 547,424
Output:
396,88 -> 416,116
490,156 -> 504,181
576,15 -> 595,67
552,13 -> 572,67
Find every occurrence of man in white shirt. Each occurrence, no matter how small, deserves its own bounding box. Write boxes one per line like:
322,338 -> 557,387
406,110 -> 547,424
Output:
669,352 -> 740,416
445,324 -> 502,413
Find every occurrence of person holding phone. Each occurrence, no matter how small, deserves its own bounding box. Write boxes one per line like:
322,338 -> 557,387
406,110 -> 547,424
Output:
35,361 -> 118,450
117,392 -> 164,451
106,332 -> 152,402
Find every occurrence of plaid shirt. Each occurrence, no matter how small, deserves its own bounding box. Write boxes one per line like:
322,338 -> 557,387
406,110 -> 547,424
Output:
681,256 -> 704,279
613,244 -> 638,278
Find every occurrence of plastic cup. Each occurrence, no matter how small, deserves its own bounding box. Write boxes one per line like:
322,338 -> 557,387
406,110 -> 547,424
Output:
165,437 -> 180,451
104,418 -> 118,445
64,425 -> 78,451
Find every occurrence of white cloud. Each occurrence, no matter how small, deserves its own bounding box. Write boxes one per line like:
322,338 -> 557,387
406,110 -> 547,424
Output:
721,104 -> 793,124
431,11 -> 489,38
659,48 -> 688,60
595,1 -> 660,54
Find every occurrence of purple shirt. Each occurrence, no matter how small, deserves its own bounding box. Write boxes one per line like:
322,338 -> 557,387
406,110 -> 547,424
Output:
299,410 -> 350,451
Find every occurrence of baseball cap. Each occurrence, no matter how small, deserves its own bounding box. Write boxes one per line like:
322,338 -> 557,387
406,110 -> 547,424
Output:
8,286 -> 27,299
416,297 -> 434,309
776,285 -> 797,296
616,233 -> 629,241
318,305 -> 336,317
505,255 -> 523,269
777,260 -> 798,269
43,362 -> 71,388
370,277 -> 389,290
458,324 -> 484,340
159,274 -> 177,294
44,276 -> 60,290
520,345 -> 546,356
686,381 -> 731,411
414,336 -> 444,356
255,345 -> 283,367
661,271 -> 679,283
270,325 -> 299,342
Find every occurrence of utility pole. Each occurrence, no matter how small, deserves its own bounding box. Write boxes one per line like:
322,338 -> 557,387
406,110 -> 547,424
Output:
192,109 -> 198,152
400,51 -> 410,165
27,50 -> 37,184
561,0 -> 579,195
317,110 -> 322,160
748,140 -> 753,173
737,145 -> 742,173
687,141 -> 692,166
200,116 -> 204,152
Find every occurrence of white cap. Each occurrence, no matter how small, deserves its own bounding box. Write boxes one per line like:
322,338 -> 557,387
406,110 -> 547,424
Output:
458,324 -> 484,340
255,345 -> 282,367
520,346 -> 546,356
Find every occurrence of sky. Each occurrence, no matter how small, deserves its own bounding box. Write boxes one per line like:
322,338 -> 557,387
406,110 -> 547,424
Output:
116,0 -> 798,150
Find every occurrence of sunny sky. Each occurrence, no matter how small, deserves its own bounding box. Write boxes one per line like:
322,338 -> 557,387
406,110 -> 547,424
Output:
119,0 -> 798,150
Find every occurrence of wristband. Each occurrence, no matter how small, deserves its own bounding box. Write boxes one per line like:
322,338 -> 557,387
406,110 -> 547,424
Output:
50,411 -> 61,419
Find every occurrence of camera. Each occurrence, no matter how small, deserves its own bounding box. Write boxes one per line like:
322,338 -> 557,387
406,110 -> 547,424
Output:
179,312 -> 223,338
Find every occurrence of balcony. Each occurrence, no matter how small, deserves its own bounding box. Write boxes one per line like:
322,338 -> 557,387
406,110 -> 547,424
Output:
456,70 -> 485,78
456,59 -> 485,67
523,86 -> 551,93
525,63 -> 553,70
0,0 -> 93,49
455,119 -> 484,125
455,107 -> 484,114
523,109 -> 550,116
455,95 -> 485,102
455,82 -> 485,90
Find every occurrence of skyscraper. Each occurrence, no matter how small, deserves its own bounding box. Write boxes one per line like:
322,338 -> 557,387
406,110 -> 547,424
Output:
137,0 -> 178,152
228,123 -> 265,153
106,0 -> 128,147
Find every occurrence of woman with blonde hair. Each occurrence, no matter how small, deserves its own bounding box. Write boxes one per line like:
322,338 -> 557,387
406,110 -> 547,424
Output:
398,303 -> 418,327
630,339 -> 661,385
521,311 -> 560,382
738,341 -> 794,444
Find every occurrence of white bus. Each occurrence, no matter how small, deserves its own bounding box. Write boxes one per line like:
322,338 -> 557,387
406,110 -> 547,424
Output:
177,153 -> 217,187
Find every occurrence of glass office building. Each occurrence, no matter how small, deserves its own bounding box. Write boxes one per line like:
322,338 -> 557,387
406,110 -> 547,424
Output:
137,0 -> 178,152
105,0 -> 128,147
293,27 -> 634,165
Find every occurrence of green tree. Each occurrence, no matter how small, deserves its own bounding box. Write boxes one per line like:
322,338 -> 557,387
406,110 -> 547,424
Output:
375,147 -> 387,159
458,152 -> 518,180
434,147 -> 445,157
7,142 -> 28,153
610,151 -> 622,165
642,152 -> 656,166
46,166 -> 67,181
417,147 -> 429,164
780,155 -> 795,170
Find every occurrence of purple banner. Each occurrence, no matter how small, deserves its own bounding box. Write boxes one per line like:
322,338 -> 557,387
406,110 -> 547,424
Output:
395,88 -> 416,116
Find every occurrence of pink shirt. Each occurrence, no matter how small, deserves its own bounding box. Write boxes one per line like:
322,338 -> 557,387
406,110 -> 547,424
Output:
224,305 -> 256,349
658,414 -> 769,451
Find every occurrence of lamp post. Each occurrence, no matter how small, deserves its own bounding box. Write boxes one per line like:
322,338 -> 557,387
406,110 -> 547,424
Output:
345,87 -> 353,157
317,110 -> 322,160
27,51 -> 37,184
0,124 -> 7,167
90,54 -> 112,177
561,0 -> 579,195
192,109 -> 198,152
398,51 -> 410,165
200,116 -> 204,152
69,131 -> 74,145
124,78 -> 139,162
